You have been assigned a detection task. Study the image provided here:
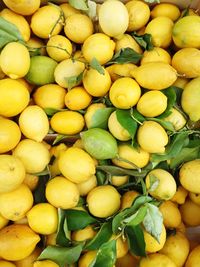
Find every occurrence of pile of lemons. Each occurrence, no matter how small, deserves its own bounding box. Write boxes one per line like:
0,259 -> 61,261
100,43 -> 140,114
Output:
0,0 -> 200,266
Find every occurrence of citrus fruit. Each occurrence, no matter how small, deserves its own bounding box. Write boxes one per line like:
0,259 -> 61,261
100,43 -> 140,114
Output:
87,185 -> 121,218
77,174 -> 97,196
72,225 -> 96,242
33,260 -> 59,267
0,214 -> 9,230
14,247 -> 42,267
60,3 -> 81,18
172,77 -> 189,89
120,190 -> 140,209
171,186 -> 188,205
164,108 -> 186,130
151,3 -> 181,21
141,47 -> 171,65
84,103 -> 106,129
23,173 -> 39,192
185,245 -> 200,267
159,200 -> 181,228
144,224 -> 166,253
26,37 -> 47,57
179,199 -> 200,226
115,34 -> 143,54
106,63 -> 137,81
2,0 -> 40,15
139,253 -> 176,267
116,253 -> 139,267
0,261 -> 16,267
110,175 -> 129,187
189,192 -> 200,206
78,250 -> 97,267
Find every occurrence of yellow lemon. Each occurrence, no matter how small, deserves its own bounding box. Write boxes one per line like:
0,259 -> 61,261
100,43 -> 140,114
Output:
131,62 -> 177,90
125,0 -> 150,31
164,108 -> 186,131
31,5 -> 64,39
179,199 -> 200,226
181,77 -> 200,121
77,174 -> 97,196
83,67 -> 111,97
172,16 -> 200,48
0,224 -> 40,261
0,65 -> 5,79
151,3 -> 181,21
14,247 -> 42,267
0,155 -> 25,194
115,34 -> 142,54
33,260 -> 59,267
116,253 -> 139,267
58,147 -> 96,184
145,169 -> 177,200
0,261 -> 16,267
45,233 -> 57,246
2,0 -> 40,15
109,77 -> 141,109
112,143 -> 150,169
84,103 -> 106,129
0,117 -> 21,153
0,214 -> 9,230
0,184 -> 33,221
50,110 -> 85,135
23,173 -> 39,192
0,42 -> 30,79
98,0 -> 129,38
171,185 -> 188,205
19,105 -> 49,142
50,143 -> 68,158
13,139 -> 50,174
136,90 -> 168,117
0,8 -> 30,41
82,33 -> 115,65
110,175 -> 129,187
106,63 -> 137,81
160,231 -> 190,267
78,250 -> 97,267
144,224 -> 166,253
45,176 -> 79,209
26,37 -> 47,57
27,203 -> 58,235
120,190 -> 140,210
13,216 -> 28,225
64,14 -> 94,44
60,3 -> 81,18
139,253 -> 176,267
46,35 -> 72,62
141,47 -> 171,65
189,192 -> 200,206
33,84 -> 66,110
71,225 -> 96,242
137,121 -> 169,153
16,78 -> 34,93
145,16 -> 174,48
54,58 -> 85,88
185,245 -> 200,267
172,77 -> 189,89
87,185 -> 121,218
159,200 -> 181,228
64,86 -> 92,110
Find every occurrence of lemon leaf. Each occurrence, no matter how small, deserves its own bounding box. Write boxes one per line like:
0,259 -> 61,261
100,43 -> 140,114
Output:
65,71 -> 84,90
144,0 -> 160,3
68,0 -> 88,11
124,205 -> 148,226
146,117 -> 175,132
44,107 -> 59,116
106,48 -> 142,65
96,165 -> 150,177
148,174 -> 160,192
90,57 -> 105,75
33,174 -> 50,204
89,107 -> 115,129
131,32 -> 154,51
158,87 -> 177,119
56,209 -> 71,247
86,0 -> 97,21
52,134 -> 80,145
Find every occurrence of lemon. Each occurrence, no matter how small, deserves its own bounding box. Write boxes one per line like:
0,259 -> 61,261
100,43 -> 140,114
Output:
0,117 -> 21,153
172,16 -> 200,48
109,77 -> 141,109
189,192 -> 200,206
0,214 -> 9,230
110,175 -> 129,187
45,176 -> 79,209
125,0 -> 150,31
78,251 -> 97,267
33,84 -> 66,110
0,8 -> 30,41
0,42 -> 30,79
151,3 -> 181,21
17,78 -> 34,93
144,224 -> 166,253
137,91 -> 167,117
2,0 -> 40,15
64,14 -> 94,44
131,62 -> 177,90
14,247 -> 42,267
98,0 -> 128,38
179,159 -> 200,193
185,245 -> 200,267
179,199 -> 200,226
0,184 -> 33,221
87,185 -> 121,218
114,34 -> 142,54
145,17 -> 173,48
82,33 -> 115,65
106,63 -> 137,81
19,105 -> 49,142
83,67 -> 111,97
0,155 -> 25,194
84,103 -> 106,129
137,121 -> 168,153
146,169 -> 177,200
13,139 -> 50,174
159,200 -> 181,228
54,58 -> 85,88
26,56 -> 57,86
141,47 -> 171,65
72,225 -> 96,242
120,190 -> 140,210
181,77 -> 200,121
33,260 -> 59,267
77,174 -> 97,196
172,77 -> 189,89
0,261 -> 16,267
64,86 -> 92,110
160,231 -> 190,267
116,253 -> 139,267
31,4 -> 64,39
26,37 -> 46,57
171,185 -> 188,205
46,35 -> 73,62
60,3 -> 81,18
23,173 -> 39,192
164,108 -> 186,131
27,203 -> 58,235
45,233 -> 57,246
139,253 -> 176,267
112,143 -> 150,169
13,216 -> 28,225
0,65 -> 5,79
50,110 -> 85,135
58,147 -> 96,184
0,224 -> 40,261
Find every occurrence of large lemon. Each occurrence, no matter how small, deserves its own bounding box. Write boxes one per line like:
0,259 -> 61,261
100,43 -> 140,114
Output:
2,0 -> 40,15
151,3 -> 181,21
140,253 -> 176,267
141,47 -> 171,65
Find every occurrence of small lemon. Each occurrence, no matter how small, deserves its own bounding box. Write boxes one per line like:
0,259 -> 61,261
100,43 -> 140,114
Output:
87,185 -> 121,218
71,225 -> 96,242
78,250 -> 97,267
125,0 -> 150,31
114,34 -> 142,54
164,108 -> 186,131
58,147 -> 96,184
185,245 -> 200,267
189,192 -> 200,206
77,174 -> 97,196
2,0 -> 40,15
33,260 -> 59,267
0,214 -> 9,230
120,190 -> 140,210
116,253 -> 139,267
26,37 -> 47,56
50,111 -> 85,135
141,47 -> 171,65
83,67 -> 111,97
159,200 -> 182,228
110,235 -> 128,259
106,63 -> 137,81
60,3 -> 81,18
110,175 -> 129,187
27,203 -> 58,235
180,199 -> 200,226
109,77 -> 141,109
144,224 -> 166,253
14,247 -> 42,267
45,176 -> 79,209
23,173 -> 39,192
139,253 -> 176,267
171,185 -> 188,205
151,3 -> 181,21
137,121 -> 169,153
46,35 -> 73,62
145,169 -> 177,200
0,261 -> 16,267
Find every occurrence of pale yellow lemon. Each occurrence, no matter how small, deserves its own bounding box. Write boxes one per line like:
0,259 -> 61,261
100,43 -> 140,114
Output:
141,47 -> 171,65
159,201 -> 181,228
144,224 -> 166,253
2,0 -> 40,15
77,174 -> 97,196
179,199 -> 200,226
164,108 -> 186,131
115,34 -> 143,54
151,3 -> 181,21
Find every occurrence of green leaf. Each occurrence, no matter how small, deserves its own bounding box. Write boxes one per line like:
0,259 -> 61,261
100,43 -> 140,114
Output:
89,239 -> 117,267
56,209 -> 71,247
33,174 -> 49,204
44,107 -> 59,116
124,205 -> 148,226
131,32 -> 153,51
158,87 -> 177,119
144,0 -> 160,3
96,170 -> 107,185
89,108 -> 115,129
37,244 -> 83,267
90,58 -> 105,75
52,134 -> 80,145
106,48 -> 142,65
86,0 -> 97,20
146,117 -> 175,132
65,209 -> 98,231
68,0 -> 88,10
65,71 -> 84,90
130,108 -> 146,124
143,203 -> 163,242
116,109 -> 138,140
148,174 -> 160,192
85,222 -> 113,250
125,224 -> 146,257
